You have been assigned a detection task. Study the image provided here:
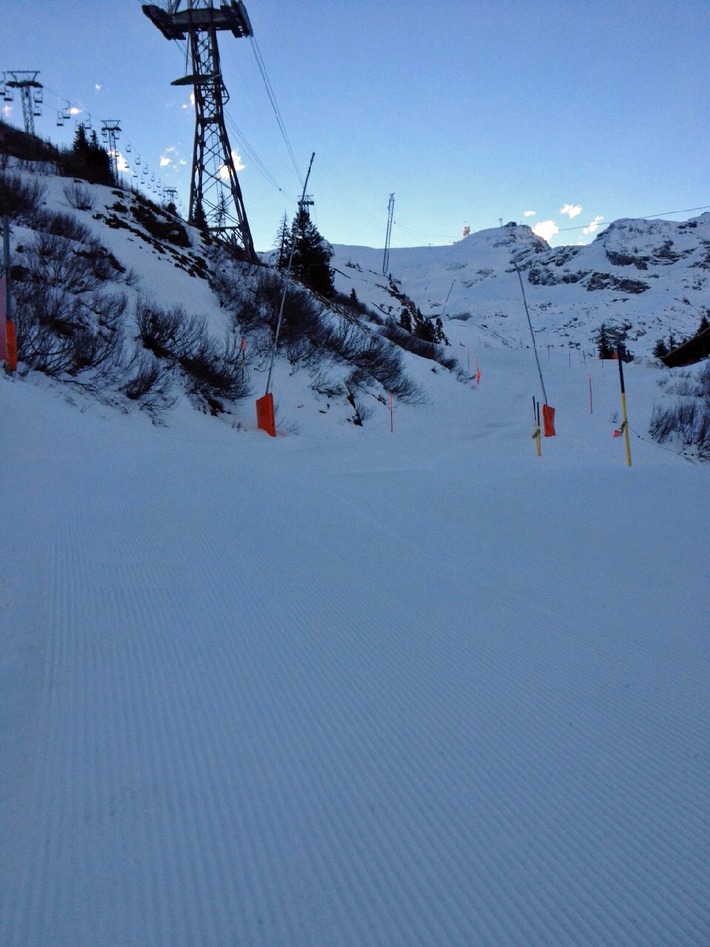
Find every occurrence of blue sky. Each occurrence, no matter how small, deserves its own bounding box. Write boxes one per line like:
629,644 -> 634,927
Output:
2,0 -> 708,251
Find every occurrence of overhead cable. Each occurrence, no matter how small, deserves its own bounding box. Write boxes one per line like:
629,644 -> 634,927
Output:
249,35 -> 303,185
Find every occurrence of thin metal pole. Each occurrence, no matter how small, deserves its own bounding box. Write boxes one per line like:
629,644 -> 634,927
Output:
440,278 -> 456,319
514,261 -> 548,405
265,152 -> 315,396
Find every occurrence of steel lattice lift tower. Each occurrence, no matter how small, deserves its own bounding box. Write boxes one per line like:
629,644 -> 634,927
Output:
3,71 -> 43,136
143,2 -> 258,262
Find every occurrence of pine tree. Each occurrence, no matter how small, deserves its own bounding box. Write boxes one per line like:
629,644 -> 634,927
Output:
653,337 -> 669,358
274,214 -> 290,269
596,322 -> 614,359
276,208 -> 335,297
70,124 -> 112,185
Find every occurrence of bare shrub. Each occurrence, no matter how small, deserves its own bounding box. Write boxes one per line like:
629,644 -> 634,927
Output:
345,384 -> 374,426
63,181 -> 94,211
134,298 -> 250,413
29,208 -> 93,243
15,283 -> 124,379
120,350 -> 176,420
135,299 -> 200,360
649,363 -> 710,458
0,171 -> 46,220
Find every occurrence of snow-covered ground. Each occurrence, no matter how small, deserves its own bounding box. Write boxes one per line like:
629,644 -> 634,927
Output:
1,340 -> 707,944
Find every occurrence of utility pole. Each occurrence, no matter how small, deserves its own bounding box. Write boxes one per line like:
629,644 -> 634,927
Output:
3,71 -> 43,136
143,1 -> 258,262
383,192 -> 394,275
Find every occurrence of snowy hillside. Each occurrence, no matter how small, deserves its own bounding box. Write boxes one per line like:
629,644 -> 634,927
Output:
1,149 -> 709,946
331,215 -> 710,356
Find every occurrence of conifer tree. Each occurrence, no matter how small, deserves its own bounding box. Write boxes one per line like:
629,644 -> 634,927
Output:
276,207 -> 335,297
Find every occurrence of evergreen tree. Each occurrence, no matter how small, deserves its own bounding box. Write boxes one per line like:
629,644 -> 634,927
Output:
274,214 -> 290,269
277,208 -> 335,297
653,337 -> 669,358
70,123 -> 113,185
596,322 -> 615,359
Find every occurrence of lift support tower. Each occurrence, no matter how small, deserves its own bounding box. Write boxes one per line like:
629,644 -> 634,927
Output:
143,2 -> 258,262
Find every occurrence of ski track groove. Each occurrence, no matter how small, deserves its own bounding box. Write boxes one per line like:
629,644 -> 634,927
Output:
1,447 -> 707,945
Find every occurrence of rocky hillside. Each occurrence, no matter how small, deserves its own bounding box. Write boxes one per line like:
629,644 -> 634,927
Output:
331,215 -> 710,356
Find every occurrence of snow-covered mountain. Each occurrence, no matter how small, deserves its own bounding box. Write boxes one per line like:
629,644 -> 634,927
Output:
331,214 -> 710,356
3,137 -> 709,448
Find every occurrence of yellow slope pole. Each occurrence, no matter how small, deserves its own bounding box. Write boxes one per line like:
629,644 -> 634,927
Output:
533,395 -> 542,457
616,346 -> 632,467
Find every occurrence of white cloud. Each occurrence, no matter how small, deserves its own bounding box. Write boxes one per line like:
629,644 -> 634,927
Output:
160,155 -> 172,168
524,210 -> 536,217
560,203 -> 582,219
533,220 -> 559,242
94,83 -> 102,93
583,215 -> 604,235
218,150 -> 245,178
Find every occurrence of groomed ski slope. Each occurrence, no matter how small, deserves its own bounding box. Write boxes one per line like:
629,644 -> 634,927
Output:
0,349 -> 708,946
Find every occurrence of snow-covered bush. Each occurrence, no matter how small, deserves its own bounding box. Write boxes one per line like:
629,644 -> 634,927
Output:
649,364 -> 710,458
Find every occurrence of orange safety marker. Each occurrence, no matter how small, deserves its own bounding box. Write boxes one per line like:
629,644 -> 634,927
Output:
256,392 -> 276,437
542,403 -> 556,437
0,275 -> 7,363
6,320 -> 17,371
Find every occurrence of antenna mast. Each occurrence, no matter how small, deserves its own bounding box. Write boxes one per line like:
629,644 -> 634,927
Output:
143,1 -> 258,262
383,192 -> 394,275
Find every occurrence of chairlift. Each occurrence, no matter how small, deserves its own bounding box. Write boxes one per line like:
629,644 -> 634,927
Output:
56,110 -> 65,127
135,153 -> 141,165
126,142 -> 132,153
35,89 -> 43,104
